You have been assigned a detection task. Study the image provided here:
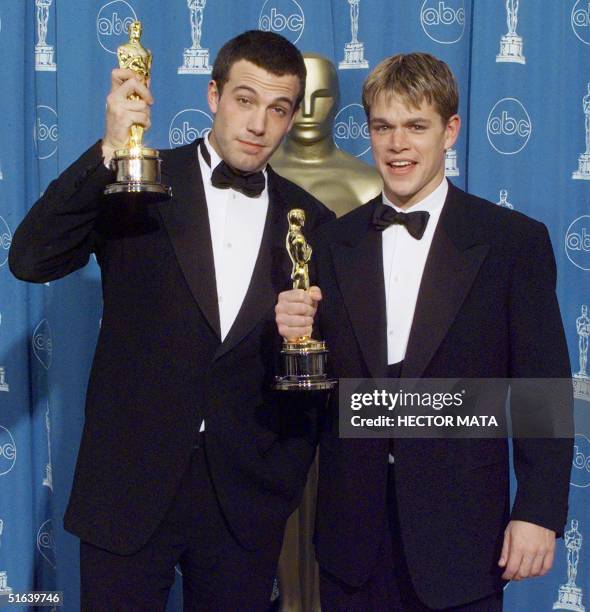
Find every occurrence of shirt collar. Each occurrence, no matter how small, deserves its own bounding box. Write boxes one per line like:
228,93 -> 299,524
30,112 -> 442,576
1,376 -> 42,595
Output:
382,177 -> 448,214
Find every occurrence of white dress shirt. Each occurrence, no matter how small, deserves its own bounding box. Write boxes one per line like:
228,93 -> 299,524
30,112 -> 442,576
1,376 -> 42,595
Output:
197,138 -> 269,433
198,137 -> 269,340
382,178 -> 448,365
382,178 -> 448,464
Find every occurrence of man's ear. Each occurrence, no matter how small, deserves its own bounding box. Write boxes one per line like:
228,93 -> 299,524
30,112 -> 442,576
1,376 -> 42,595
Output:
444,114 -> 461,149
207,80 -> 220,114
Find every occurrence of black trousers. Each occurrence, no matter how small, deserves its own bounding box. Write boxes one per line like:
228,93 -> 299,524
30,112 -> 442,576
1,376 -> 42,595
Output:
80,444 -> 282,611
319,464 -> 503,612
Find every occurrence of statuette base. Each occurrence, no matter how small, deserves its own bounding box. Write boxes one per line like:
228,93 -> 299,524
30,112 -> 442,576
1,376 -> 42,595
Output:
35,45 -> 56,71
573,153 -> 590,180
178,48 -> 212,74
105,148 -> 172,202
496,34 -> 525,64
273,339 -> 337,391
573,376 -> 590,402
553,583 -> 585,611
339,42 -> 369,70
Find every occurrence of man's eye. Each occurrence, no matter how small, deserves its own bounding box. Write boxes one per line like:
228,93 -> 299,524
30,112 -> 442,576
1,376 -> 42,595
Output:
237,97 -> 252,105
272,107 -> 288,116
373,125 -> 389,133
411,124 -> 426,131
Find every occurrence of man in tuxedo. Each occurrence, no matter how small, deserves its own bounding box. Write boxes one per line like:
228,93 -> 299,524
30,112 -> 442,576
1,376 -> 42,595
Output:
275,53 -> 573,610
10,30 -> 333,610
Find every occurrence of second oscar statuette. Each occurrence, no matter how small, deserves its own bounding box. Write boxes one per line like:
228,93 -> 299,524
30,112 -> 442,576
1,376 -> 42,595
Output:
104,20 -> 171,202
273,209 -> 337,392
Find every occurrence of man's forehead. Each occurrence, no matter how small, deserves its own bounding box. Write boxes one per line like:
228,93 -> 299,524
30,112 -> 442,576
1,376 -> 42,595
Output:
226,60 -> 300,100
373,91 -> 433,114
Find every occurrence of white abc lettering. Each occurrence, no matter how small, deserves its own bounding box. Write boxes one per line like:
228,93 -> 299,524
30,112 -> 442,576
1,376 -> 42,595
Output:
35,117 -> 58,142
168,109 -> 213,148
333,104 -> 371,157
0,216 -> 11,267
258,0 -> 305,44
567,228 -> 590,252
422,2 -> 465,26
0,426 -> 16,476
571,435 -> 590,487
97,12 -> 134,36
0,232 -> 10,251
565,216 -> 590,271
259,8 -> 303,33
572,0 -> 590,45
170,122 -> 209,146
334,115 -> 370,140
488,111 -> 531,138
420,0 -> 465,44
0,443 -> 15,461
486,98 -> 532,155
96,1 -> 138,54
573,6 -> 590,27
573,444 -> 590,472
34,105 -> 59,160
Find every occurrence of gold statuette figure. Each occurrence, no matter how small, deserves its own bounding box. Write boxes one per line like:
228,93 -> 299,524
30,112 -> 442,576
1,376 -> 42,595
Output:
104,20 -> 171,201
271,53 -> 381,217
273,209 -> 336,392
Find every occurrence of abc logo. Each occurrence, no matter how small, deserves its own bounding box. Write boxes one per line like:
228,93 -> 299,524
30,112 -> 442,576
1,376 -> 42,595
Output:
0,216 -> 12,268
0,425 -> 16,477
571,434 -> 590,488
169,109 -> 212,148
37,519 -> 56,569
420,0 -> 465,44
34,105 -> 58,160
572,0 -> 590,45
486,98 -> 532,155
33,319 -> 53,371
258,0 -> 305,44
96,0 -> 138,54
334,103 -> 371,158
565,215 -> 590,271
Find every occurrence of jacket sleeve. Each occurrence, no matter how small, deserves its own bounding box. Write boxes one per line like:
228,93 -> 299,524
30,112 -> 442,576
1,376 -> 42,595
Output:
9,141 -> 113,283
508,221 -> 574,536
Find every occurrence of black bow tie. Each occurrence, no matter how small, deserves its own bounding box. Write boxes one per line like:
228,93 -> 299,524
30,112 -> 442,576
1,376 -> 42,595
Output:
199,139 -> 265,198
371,203 -> 430,240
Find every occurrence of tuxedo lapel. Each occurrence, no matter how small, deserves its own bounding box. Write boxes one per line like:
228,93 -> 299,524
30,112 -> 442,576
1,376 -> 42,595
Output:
157,139 -> 221,339
331,198 -> 388,379
401,184 -> 490,379
214,167 -> 290,361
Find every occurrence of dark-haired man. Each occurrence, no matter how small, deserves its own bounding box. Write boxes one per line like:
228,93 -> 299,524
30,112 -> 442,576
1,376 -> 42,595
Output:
10,30 -> 333,610
276,53 -> 573,610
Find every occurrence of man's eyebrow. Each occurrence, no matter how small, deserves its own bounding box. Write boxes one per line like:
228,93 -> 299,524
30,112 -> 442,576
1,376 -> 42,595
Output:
231,85 -> 295,107
370,116 -> 433,125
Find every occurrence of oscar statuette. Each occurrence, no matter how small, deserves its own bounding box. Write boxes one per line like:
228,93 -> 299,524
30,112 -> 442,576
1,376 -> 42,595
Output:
104,20 -> 171,202
273,209 -> 336,392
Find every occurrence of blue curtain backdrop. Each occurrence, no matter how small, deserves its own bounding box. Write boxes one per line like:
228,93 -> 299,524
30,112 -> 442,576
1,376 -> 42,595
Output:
0,1 -> 589,610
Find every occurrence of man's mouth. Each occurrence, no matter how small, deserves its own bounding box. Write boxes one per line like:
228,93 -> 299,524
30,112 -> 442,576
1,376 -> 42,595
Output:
387,160 -> 416,168
239,140 -> 265,151
386,160 -> 417,173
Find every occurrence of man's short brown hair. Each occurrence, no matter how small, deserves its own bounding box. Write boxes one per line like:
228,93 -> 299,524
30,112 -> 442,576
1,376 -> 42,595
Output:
212,30 -> 307,110
362,52 -> 459,123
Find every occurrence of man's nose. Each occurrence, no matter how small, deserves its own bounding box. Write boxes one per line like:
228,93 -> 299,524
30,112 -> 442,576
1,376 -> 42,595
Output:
388,129 -> 409,151
247,107 -> 267,135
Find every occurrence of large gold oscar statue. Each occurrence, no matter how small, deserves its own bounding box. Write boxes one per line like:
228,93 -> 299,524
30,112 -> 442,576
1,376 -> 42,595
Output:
273,54 -> 381,612
272,52 -> 381,218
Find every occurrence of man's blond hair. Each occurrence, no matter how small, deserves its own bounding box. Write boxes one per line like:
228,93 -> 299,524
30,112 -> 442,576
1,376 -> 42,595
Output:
362,52 -> 459,123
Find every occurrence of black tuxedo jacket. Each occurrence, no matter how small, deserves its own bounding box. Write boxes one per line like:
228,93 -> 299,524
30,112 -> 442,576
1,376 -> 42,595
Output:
9,139 -> 334,555
311,183 -> 573,609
